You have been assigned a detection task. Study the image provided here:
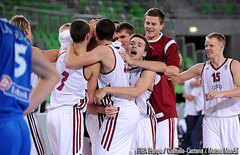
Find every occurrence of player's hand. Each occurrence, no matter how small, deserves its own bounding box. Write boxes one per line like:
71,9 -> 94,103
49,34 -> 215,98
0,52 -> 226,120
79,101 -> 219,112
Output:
89,19 -> 97,38
207,91 -> 224,100
105,103 -> 118,117
94,88 -> 107,104
119,52 -> 133,65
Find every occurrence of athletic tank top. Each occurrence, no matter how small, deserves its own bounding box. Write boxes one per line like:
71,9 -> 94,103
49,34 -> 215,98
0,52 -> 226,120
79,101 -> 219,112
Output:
49,51 -> 88,110
98,44 -> 134,107
201,58 -> 240,117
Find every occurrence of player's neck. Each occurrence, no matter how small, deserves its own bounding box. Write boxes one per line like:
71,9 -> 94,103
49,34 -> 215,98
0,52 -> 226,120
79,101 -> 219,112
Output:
72,43 -> 87,55
98,40 -> 112,45
210,56 -> 226,68
146,33 -> 160,41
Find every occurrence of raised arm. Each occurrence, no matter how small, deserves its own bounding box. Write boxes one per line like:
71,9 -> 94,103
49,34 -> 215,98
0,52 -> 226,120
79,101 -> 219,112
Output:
24,48 -> 60,114
32,46 -> 59,63
171,63 -> 204,84
120,52 -> 167,73
65,44 -> 104,69
94,70 -> 156,103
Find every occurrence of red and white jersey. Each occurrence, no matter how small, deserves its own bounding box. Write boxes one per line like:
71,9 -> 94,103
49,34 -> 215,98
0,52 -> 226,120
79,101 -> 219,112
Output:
201,58 -> 240,117
145,33 -> 180,122
98,44 -> 134,107
129,67 -> 160,116
49,51 -> 88,110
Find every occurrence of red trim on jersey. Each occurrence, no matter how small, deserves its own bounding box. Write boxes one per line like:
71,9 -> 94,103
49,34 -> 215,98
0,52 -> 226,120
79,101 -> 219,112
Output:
150,116 -> 157,149
209,58 -> 228,70
172,118 -> 175,148
168,118 -> 175,149
101,107 -> 120,151
73,106 -> 82,155
106,107 -> 119,151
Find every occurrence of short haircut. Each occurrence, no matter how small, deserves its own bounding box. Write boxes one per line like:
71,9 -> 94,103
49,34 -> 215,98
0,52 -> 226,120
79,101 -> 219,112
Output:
115,22 -> 135,35
59,23 -> 71,33
96,18 -> 115,41
206,32 -> 226,47
130,34 -> 149,53
144,8 -> 165,24
10,15 -> 30,32
70,19 -> 90,43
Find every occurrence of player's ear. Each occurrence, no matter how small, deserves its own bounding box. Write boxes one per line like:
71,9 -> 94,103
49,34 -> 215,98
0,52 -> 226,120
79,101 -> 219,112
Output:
143,51 -> 147,57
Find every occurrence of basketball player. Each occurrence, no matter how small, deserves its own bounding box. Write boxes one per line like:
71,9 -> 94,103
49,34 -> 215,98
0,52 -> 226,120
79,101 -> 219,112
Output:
120,8 -> 180,150
114,22 -> 135,51
46,19 -> 100,155
0,18 -> 59,155
10,15 -> 50,155
66,18 -> 140,154
172,32 -> 240,151
94,34 -> 166,154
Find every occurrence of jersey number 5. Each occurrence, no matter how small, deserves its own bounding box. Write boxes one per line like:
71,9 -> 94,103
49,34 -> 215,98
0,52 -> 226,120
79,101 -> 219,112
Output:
15,43 -> 27,78
57,71 -> 69,91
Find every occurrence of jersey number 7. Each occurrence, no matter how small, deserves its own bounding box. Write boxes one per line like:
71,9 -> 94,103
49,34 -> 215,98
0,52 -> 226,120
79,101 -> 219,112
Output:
57,71 -> 69,91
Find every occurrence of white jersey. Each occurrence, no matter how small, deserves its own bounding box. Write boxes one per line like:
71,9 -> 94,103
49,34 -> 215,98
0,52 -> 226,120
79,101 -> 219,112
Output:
201,58 -> 240,117
49,51 -> 88,110
98,44 -> 134,107
129,67 -> 160,116
183,78 -> 199,117
112,41 -> 127,52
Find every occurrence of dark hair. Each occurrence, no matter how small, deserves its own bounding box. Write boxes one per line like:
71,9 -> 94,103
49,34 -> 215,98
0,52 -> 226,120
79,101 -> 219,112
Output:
70,19 -> 90,43
130,34 -> 149,53
115,22 -> 135,35
206,32 -> 226,47
145,8 -> 165,24
96,18 -> 115,41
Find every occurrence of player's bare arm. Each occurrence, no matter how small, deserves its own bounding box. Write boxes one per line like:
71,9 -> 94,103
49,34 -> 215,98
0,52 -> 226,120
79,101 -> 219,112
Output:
32,46 -> 59,63
24,48 -> 60,114
94,70 -> 156,103
165,65 -> 180,77
65,44 -> 107,69
171,63 -> 204,84
120,52 -> 166,73
87,104 -> 105,115
85,63 -> 100,104
208,60 -> 240,99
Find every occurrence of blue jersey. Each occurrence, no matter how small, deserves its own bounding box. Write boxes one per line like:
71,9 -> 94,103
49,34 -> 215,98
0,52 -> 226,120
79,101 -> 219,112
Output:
0,18 -> 32,118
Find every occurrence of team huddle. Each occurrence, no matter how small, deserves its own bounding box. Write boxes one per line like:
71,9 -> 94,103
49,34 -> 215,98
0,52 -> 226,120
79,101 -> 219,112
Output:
1,7 -> 240,155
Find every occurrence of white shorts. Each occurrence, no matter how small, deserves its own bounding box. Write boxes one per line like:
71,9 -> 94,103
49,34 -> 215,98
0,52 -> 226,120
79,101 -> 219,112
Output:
24,111 -> 47,155
85,112 -> 105,154
94,104 -> 140,155
46,106 -> 84,155
156,118 -> 178,151
129,115 -> 157,155
203,115 -> 240,151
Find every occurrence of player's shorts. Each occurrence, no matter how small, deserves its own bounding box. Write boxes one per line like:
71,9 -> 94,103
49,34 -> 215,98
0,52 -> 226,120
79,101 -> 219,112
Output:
0,115 -> 30,155
129,115 -> 157,155
156,117 -> 178,152
94,104 -> 140,155
203,115 -> 240,151
46,106 -> 84,155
